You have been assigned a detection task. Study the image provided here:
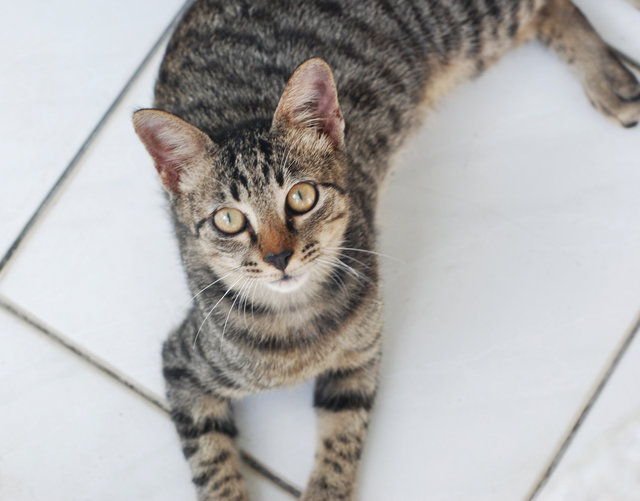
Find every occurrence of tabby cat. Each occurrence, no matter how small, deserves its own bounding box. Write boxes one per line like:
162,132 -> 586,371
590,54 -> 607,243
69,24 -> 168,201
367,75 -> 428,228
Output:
133,0 -> 640,499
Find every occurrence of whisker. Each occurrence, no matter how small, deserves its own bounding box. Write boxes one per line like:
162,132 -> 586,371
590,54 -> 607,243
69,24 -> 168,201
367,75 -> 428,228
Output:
222,278 -> 247,339
329,256 -> 370,283
250,280 -> 259,323
186,267 -> 241,306
280,144 -> 292,177
315,260 -> 349,295
334,252 -> 369,269
315,258 -> 353,289
327,246 -> 403,263
193,276 -> 243,348
238,281 -> 247,328
316,258 -> 383,307
240,278 -> 254,329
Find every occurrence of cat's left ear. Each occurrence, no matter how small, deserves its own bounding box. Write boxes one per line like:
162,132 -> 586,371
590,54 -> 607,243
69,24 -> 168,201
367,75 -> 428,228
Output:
272,58 -> 345,149
133,109 -> 215,195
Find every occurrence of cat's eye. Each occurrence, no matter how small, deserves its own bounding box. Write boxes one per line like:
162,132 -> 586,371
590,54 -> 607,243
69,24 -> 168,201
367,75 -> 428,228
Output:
212,207 -> 246,235
286,182 -> 317,214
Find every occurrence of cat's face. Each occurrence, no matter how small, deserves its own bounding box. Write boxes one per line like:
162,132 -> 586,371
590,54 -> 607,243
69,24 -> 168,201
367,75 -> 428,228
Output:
134,58 -> 350,302
185,131 -> 349,299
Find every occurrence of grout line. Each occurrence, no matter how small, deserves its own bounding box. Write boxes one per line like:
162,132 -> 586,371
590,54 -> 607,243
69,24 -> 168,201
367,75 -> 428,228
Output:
0,294 -> 169,412
0,293 -> 303,499
0,0 -> 195,279
527,308 -> 640,500
241,451 -> 303,499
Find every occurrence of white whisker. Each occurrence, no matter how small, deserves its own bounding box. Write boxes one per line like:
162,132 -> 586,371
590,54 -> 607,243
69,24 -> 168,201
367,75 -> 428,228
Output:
334,252 -> 369,269
332,257 -> 366,280
185,267 -> 241,306
315,259 -> 348,295
239,278 -> 254,329
327,246 -> 403,263
280,144 -> 292,177
250,280 -> 259,322
193,276 -> 243,348
222,278 -> 247,339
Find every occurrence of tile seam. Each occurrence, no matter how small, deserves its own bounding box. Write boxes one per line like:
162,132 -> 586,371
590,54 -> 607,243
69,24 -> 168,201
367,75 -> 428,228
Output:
0,0 -> 195,279
526,43 -> 639,501
0,293 -> 302,499
0,293 -> 169,412
527,307 -> 640,500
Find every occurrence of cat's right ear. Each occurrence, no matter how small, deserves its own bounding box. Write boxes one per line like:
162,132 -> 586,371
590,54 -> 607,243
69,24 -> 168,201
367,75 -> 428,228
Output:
132,109 -> 215,195
272,58 -> 345,149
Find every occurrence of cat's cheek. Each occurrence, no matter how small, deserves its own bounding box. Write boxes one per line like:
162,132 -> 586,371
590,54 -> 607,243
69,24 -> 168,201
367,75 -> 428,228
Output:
320,213 -> 349,251
191,236 -> 245,275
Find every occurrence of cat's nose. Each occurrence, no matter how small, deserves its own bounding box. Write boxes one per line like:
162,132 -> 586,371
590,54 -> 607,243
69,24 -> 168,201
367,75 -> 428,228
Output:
264,249 -> 293,271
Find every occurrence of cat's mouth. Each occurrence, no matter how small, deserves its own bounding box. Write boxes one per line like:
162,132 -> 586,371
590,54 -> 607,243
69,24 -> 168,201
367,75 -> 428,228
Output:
265,272 -> 308,293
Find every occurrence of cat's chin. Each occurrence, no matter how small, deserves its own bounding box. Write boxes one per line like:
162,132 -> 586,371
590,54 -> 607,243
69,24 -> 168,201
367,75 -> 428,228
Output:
264,273 -> 309,293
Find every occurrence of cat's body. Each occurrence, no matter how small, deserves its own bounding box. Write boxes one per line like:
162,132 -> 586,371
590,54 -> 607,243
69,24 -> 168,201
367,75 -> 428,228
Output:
133,1 -> 640,499
155,0 -> 540,186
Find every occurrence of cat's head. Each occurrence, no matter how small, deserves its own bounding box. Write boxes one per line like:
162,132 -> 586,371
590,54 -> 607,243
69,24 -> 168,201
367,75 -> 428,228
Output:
134,58 -> 353,303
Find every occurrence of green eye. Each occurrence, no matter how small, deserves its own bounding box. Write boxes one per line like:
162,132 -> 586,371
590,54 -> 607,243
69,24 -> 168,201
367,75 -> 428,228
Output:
286,182 -> 317,214
213,208 -> 246,234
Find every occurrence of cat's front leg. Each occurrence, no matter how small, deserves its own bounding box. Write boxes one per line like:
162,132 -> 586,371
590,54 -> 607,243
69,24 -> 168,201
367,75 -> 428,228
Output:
302,353 -> 381,501
167,393 -> 248,501
163,327 -> 249,500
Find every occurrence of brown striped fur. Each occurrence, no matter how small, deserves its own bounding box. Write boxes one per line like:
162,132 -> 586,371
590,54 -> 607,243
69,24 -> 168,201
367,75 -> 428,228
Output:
133,1 -> 640,499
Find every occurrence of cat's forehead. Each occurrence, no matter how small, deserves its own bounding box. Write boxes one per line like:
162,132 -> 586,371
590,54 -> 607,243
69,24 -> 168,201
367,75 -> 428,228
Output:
212,131 -> 287,200
211,129 -> 326,201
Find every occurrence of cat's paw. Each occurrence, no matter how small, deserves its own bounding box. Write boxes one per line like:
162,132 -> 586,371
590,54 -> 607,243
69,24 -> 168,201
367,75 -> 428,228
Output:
300,484 -> 353,501
300,492 -> 343,501
583,51 -> 640,128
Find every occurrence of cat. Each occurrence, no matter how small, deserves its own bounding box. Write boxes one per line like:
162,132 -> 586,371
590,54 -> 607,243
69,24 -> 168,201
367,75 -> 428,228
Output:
132,0 -> 640,499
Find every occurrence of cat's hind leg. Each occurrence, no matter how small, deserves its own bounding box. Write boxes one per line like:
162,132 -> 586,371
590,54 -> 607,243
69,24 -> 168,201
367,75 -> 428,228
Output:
536,0 -> 640,127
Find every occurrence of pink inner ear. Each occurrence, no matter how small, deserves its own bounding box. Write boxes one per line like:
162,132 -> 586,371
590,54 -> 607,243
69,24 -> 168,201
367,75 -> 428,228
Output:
274,58 -> 345,147
152,140 -> 184,193
134,110 -> 208,194
313,79 -> 344,145
142,130 -> 178,173
136,124 -> 184,193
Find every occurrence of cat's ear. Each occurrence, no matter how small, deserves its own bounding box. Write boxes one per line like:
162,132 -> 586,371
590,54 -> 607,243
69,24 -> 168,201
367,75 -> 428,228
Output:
272,58 -> 345,149
133,109 -> 215,194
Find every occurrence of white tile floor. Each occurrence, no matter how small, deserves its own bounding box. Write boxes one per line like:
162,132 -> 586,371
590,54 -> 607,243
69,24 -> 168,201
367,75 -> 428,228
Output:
2,1 -> 640,500
0,0 -> 187,257
540,316 -> 640,501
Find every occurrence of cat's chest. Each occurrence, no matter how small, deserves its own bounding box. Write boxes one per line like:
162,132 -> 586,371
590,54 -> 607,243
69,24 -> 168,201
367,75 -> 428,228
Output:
219,322 -> 344,386
212,298 -> 382,390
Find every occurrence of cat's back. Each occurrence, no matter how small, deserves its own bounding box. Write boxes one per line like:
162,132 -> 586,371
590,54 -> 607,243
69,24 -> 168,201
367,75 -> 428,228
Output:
159,1 -> 428,131
154,0 -> 537,168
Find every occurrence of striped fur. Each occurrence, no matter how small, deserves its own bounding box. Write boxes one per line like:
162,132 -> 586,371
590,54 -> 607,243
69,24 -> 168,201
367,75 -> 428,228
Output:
133,1 -> 640,499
